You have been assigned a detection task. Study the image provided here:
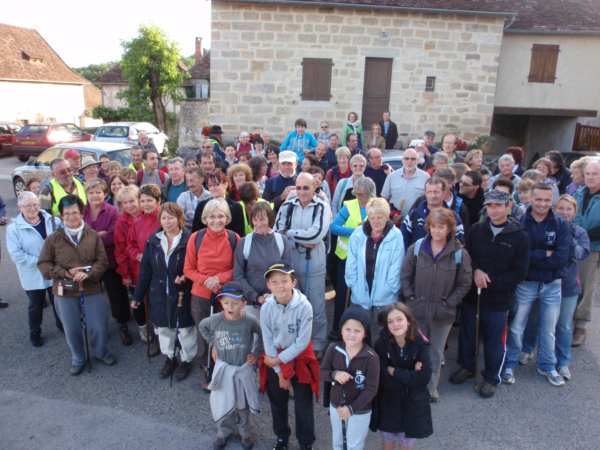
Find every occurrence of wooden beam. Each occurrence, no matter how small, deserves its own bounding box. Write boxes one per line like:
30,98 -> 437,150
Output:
494,107 -> 598,117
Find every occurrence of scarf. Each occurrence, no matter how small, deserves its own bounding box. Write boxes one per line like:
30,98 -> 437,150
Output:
65,220 -> 84,244
347,121 -> 361,134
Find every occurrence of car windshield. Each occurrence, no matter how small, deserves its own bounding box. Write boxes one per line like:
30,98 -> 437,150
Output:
103,149 -> 132,166
17,125 -> 48,136
97,126 -> 130,138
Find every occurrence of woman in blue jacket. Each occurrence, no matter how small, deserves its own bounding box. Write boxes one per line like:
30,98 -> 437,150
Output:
7,192 -> 63,346
132,202 -> 197,382
345,198 -> 404,320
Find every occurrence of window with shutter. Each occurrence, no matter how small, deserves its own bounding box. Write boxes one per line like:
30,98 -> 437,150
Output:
301,58 -> 333,101
528,44 -> 560,84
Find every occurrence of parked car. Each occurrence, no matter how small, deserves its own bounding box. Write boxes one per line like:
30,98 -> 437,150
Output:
0,122 -> 22,155
382,149 -> 404,171
92,122 -> 168,153
12,142 -> 134,198
12,123 -> 92,161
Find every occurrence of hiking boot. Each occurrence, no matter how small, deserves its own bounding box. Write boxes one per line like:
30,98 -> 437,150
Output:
139,325 -> 148,343
502,368 -> 515,384
273,439 -> 288,450
213,436 -> 227,450
159,357 -> 178,379
479,382 -> 496,398
241,436 -> 255,450
0,299 -> 8,308
572,327 -> 586,347
429,388 -> 440,403
537,368 -> 565,386
30,331 -> 43,347
558,366 -> 571,380
70,364 -> 85,376
450,367 -> 474,385
149,336 -> 160,357
300,446 -> 313,450
175,361 -> 193,381
119,327 -> 133,346
518,351 -> 534,365
95,354 -> 116,366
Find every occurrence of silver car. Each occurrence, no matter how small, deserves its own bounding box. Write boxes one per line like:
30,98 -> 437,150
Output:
91,122 -> 168,153
12,142 -> 134,197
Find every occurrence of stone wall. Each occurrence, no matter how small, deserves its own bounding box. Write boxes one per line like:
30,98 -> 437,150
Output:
178,98 -> 211,149
210,1 -> 505,143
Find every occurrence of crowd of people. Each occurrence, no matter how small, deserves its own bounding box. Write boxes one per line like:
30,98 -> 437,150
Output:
2,112 -> 600,450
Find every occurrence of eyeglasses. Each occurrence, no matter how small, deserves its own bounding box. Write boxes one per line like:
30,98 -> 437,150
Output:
21,204 -> 39,209
321,126 -> 328,129
208,214 -> 226,220
295,185 -> 311,191
403,157 -> 417,161
63,212 -> 81,217
459,180 -> 474,187
56,168 -> 74,175
202,145 -> 212,149
352,164 -> 365,169
207,183 -> 222,189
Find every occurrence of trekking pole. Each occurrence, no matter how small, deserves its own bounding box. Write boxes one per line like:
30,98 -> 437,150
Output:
344,287 -> 351,310
305,247 -> 312,296
78,281 -> 92,373
170,292 -> 184,388
337,382 -> 348,450
474,287 -> 481,393
203,293 -> 216,392
145,293 -> 151,363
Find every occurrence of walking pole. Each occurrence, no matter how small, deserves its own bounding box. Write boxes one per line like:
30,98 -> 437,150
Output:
337,382 -> 348,450
474,287 -> 481,393
78,281 -> 92,373
305,247 -> 312,296
203,293 -> 216,392
170,292 -> 184,388
144,293 -> 151,363
344,287 -> 351,310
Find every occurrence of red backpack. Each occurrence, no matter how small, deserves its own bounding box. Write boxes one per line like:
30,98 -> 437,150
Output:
137,169 -> 165,186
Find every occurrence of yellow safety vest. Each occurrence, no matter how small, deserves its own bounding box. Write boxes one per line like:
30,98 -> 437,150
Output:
50,178 -> 87,215
240,198 -> 268,236
129,162 -> 145,171
335,199 -> 366,260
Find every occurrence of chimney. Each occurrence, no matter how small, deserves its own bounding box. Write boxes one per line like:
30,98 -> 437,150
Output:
195,37 -> 203,63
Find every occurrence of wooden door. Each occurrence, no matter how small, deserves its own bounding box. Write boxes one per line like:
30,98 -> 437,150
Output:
361,58 -> 393,130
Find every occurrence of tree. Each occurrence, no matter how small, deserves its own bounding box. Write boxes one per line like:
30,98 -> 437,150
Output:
119,24 -> 186,132
72,61 -> 118,84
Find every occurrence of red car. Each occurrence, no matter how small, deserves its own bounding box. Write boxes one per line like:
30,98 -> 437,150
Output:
0,122 -> 22,156
12,123 -> 91,161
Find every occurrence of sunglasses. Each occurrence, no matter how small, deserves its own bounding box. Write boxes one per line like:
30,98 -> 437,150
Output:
295,185 -> 311,191
403,157 -> 417,161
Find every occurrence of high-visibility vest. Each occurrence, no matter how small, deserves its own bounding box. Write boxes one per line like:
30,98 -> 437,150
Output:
335,199 -> 366,260
208,137 -> 222,152
50,178 -> 87,215
240,198 -> 268,236
129,162 -> 145,171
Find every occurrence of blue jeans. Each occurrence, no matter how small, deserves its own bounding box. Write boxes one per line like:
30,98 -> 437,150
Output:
521,295 -> 578,368
505,280 -> 561,373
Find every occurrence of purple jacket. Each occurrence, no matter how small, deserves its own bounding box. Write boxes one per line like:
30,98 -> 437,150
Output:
83,202 -> 120,268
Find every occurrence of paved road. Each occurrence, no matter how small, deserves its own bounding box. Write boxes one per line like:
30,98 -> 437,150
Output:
0,159 -> 599,449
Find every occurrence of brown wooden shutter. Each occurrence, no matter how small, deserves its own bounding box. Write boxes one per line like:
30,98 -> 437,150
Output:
302,58 -> 332,101
316,59 -> 333,101
528,44 -> 559,84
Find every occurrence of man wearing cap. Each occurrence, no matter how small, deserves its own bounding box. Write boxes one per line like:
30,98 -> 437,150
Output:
39,158 -> 87,215
129,145 -> 145,172
138,149 -> 170,187
196,139 -> 224,163
78,157 -> 101,183
378,111 -> 398,150
262,151 -> 299,212
451,189 -> 529,398
64,149 -> 81,177
207,126 -> 226,161
274,173 -> 331,359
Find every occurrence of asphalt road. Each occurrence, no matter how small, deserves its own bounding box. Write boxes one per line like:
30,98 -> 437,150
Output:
0,154 -> 599,449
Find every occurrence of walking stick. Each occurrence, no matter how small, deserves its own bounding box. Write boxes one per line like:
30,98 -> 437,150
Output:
474,287 -> 481,393
203,293 -> 216,392
170,292 -> 184,388
78,281 -> 92,373
344,287 -> 351,310
145,293 -> 151,363
305,247 -> 312,296
337,382 -> 348,450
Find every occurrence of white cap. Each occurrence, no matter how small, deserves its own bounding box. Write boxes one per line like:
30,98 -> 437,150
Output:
279,150 -> 297,164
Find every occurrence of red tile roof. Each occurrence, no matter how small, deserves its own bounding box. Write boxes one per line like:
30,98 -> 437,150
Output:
0,23 -> 90,83
189,51 -> 210,79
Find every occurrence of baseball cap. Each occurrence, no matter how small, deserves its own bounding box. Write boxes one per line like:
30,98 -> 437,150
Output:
483,189 -> 510,205
64,149 -> 80,159
264,260 -> 295,278
216,281 -> 246,300
278,151 -> 297,164
424,130 -> 436,137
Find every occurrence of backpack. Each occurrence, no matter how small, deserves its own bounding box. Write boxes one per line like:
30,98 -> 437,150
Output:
243,232 -> 285,260
137,169 -> 165,186
413,237 -> 462,268
195,228 -> 237,253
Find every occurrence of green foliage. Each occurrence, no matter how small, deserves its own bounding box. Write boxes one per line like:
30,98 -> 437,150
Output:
73,61 -> 118,83
92,105 -> 176,127
180,55 -> 195,69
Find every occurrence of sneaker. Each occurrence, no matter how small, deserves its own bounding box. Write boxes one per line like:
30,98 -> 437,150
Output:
241,436 -> 255,450
429,388 -> 440,403
518,352 -> 534,365
558,366 -> 571,381
159,357 -> 178,379
450,367 -> 474,385
213,436 -> 227,450
0,299 -> 9,308
149,336 -> 160,357
479,382 -> 496,398
441,354 -> 446,366
119,327 -> 133,346
95,354 -> 116,366
70,364 -> 85,376
30,331 -> 43,347
537,368 -> 565,386
139,325 -> 148,343
502,368 -> 515,384
174,361 -> 193,382
273,439 -> 288,450
572,327 -> 586,347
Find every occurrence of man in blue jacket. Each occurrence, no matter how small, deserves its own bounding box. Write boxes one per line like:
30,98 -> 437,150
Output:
571,160 -> 600,346
502,182 -> 570,387
262,151 -> 298,212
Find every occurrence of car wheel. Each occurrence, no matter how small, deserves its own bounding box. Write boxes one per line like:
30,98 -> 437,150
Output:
13,177 -> 25,198
17,155 -> 29,162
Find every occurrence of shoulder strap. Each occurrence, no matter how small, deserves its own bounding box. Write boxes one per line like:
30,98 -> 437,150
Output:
226,229 -> 237,252
195,229 -> 207,252
454,248 -> 462,268
413,238 -> 424,262
272,174 -> 279,194
137,170 -> 143,185
274,232 -> 284,257
243,232 -> 253,260
159,170 -> 165,183
454,196 -> 462,214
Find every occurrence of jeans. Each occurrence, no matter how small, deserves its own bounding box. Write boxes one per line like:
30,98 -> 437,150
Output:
329,405 -> 371,450
521,295 -> 578,368
505,280 -> 562,373
26,288 -> 62,333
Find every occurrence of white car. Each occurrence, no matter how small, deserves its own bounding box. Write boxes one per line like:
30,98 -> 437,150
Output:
91,122 -> 168,153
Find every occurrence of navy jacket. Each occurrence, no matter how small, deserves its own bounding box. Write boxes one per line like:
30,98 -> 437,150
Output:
325,148 -> 338,169
364,166 -> 388,197
262,174 -> 297,211
378,120 -> 399,150
519,208 -> 570,283
133,228 -> 194,329
562,221 -> 590,297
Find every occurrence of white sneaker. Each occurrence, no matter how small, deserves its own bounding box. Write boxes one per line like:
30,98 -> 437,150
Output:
502,368 -> 515,384
139,325 -> 148,343
537,368 -> 565,386
518,352 -> 534,365
557,366 -> 571,380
